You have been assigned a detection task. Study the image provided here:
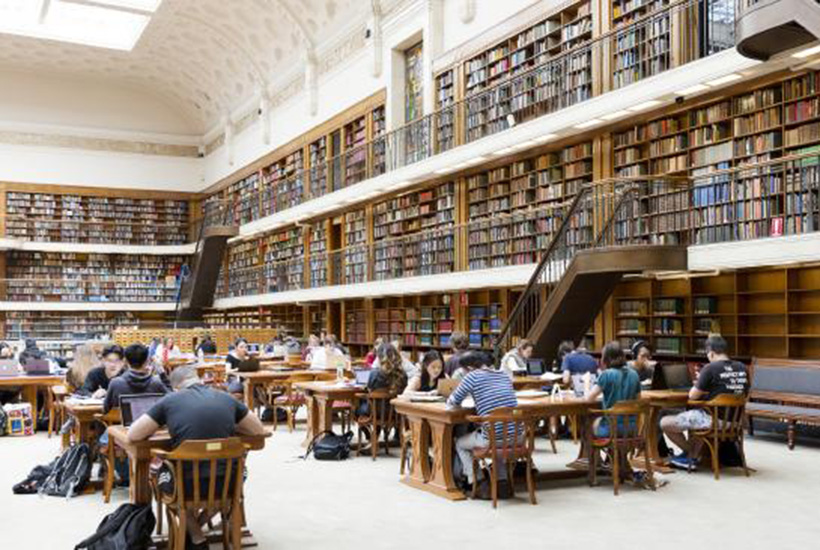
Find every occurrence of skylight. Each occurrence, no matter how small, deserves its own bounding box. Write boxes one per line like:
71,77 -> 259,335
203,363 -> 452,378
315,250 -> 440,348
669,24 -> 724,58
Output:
0,0 -> 162,51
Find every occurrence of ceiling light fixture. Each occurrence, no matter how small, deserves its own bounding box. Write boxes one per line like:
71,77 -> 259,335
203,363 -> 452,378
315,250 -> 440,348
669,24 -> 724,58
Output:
492,147 -> 515,156
574,119 -> 603,129
793,44 -> 820,58
601,110 -> 630,121
675,84 -> 709,96
706,73 -> 742,87
434,167 -> 454,174
628,100 -> 661,112
534,133 -> 558,143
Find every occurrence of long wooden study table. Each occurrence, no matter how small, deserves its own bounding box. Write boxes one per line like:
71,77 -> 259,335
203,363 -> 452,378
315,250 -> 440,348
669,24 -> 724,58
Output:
392,389 -> 691,501
0,374 -> 64,432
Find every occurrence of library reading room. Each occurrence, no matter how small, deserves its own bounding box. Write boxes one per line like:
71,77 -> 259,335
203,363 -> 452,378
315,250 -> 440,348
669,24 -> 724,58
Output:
0,1 -> 819,549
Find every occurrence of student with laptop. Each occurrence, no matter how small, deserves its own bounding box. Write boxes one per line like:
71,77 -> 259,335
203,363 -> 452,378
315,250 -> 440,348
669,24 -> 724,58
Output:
127,365 -> 266,550
446,350 -> 518,499
103,344 -> 168,413
660,334 -> 750,470
560,340 -> 599,396
629,340 -> 656,383
309,336 -> 347,370
499,339 -> 533,378
403,350 -> 446,395
356,343 -> 408,418
82,345 -> 125,398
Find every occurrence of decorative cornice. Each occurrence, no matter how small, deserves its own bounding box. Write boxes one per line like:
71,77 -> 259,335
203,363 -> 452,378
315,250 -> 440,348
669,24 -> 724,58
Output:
0,130 -> 200,157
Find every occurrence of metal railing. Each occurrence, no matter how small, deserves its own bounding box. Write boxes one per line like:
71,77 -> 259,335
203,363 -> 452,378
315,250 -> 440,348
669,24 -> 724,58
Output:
206,0 -> 735,226
0,277 -> 180,303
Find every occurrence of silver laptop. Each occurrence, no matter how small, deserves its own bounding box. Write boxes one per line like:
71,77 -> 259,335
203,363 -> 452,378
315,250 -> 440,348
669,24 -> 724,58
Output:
0,359 -> 20,377
23,359 -> 51,376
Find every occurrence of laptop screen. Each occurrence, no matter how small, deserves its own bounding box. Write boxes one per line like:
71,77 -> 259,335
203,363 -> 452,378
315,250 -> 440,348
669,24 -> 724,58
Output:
662,363 -> 692,390
354,369 -> 371,386
120,393 -> 165,427
527,359 -> 545,376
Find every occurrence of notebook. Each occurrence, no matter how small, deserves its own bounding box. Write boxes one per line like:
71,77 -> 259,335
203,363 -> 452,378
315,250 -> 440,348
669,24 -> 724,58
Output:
120,393 -> 165,427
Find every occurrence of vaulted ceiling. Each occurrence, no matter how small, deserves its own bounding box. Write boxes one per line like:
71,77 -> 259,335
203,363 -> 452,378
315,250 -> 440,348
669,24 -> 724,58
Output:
0,0 -> 372,135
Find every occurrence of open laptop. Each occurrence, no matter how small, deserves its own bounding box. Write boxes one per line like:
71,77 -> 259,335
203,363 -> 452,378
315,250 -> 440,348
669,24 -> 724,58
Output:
526,359 -> 545,376
23,358 -> 51,376
652,363 -> 693,391
237,357 -> 260,372
353,368 -> 371,387
120,393 -> 165,427
0,359 -> 20,377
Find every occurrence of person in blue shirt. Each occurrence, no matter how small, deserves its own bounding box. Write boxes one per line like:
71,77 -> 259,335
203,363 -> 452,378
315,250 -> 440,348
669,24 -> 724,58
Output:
560,340 -> 599,395
446,351 -> 518,498
587,341 -> 641,438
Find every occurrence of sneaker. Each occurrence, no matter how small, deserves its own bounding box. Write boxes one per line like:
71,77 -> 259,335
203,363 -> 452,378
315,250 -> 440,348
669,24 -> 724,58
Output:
669,456 -> 698,470
497,479 -> 513,499
472,479 -> 492,500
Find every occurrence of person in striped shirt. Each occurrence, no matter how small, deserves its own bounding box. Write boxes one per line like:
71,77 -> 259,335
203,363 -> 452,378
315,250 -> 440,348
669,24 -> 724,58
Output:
446,351 -> 518,495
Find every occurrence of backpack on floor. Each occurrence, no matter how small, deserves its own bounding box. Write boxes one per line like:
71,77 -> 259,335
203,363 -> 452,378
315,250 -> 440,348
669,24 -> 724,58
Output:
39,443 -> 92,498
0,406 -> 7,436
75,503 -> 156,550
304,431 -> 353,461
12,461 -> 55,495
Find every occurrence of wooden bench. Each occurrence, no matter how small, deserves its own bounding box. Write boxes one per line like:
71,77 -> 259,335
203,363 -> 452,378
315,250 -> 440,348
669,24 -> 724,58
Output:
747,358 -> 820,450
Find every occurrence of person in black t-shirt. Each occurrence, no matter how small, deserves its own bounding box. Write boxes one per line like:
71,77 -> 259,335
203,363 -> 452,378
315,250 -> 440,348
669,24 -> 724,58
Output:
128,365 -> 265,550
81,345 -> 125,398
661,334 -> 749,470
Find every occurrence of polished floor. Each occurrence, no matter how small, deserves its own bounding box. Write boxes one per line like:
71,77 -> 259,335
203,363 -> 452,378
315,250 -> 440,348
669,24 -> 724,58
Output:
1,423 -> 818,549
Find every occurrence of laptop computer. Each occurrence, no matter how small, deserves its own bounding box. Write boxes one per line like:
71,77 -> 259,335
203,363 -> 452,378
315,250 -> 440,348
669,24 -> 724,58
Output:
652,363 -> 693,391
353,368 -> 371,387
120,393 -> 165,427
23,359 -> 51,376
237,357 -> 260,372
526,359 -> 545,376
0,359 -> 20,377
437,379 -> 460,398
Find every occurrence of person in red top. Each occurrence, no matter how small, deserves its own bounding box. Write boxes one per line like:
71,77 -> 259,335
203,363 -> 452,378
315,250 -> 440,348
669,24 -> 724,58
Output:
364,338 -> 383,368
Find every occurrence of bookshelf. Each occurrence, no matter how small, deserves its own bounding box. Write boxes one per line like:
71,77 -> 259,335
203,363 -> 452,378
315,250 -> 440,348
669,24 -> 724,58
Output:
308,136 -> 329,198
372,181 -> 456,280
467,141 -> 593,269
306,304 -> 327,337
263,228 -> 305,293
371,106 -> 387,177
344,209 -> 368,284
2,311 -> 139,341
463,1 -> 593,142
373,294 -> 455,354
611,0 -> 672,89
226,172 -> 261,225
467,291 -> 505,350
4,252 -> 183,302
224,240 -> 263,298
261,150 -> 304,216
435,69 -> 456,152
4,191 -> 190,245
344,116 -> 368,187
343,299 -> 369,349
309,221 -> 329,288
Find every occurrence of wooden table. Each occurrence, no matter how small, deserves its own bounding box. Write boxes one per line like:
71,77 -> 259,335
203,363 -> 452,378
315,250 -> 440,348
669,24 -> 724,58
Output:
108,425 -> 271,506
0,374 -> 64,432
63,401 -> 104,449
512,376 -> 564,390
640,389 -> 691,469
391,396 -> 592,501
236,370 -> 334,410
293,380 -> 364,444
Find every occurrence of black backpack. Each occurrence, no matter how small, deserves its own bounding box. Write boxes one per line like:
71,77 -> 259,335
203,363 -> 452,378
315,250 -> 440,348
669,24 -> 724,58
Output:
75,504 -> 156,550
39,443 -> 92,498
12,462 -> 54,495
0,406 -> 7,437
305,431 -> 353,461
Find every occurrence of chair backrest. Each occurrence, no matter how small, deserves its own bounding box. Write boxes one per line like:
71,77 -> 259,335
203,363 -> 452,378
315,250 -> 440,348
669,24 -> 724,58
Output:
466,407 -> 534,457
701,394 -> 747,438
95,408 -> 122,427
367,389 -> 398,428
287,354 -> 303,367
752,366 -> 820,396
599,400 -> 650,445
158,438 -> 247,511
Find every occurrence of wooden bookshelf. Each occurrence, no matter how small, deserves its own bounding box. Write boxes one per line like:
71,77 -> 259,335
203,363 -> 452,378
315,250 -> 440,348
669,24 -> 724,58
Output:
344,115 -> 368,187
371,106 -> 387,177
2,311 -> 140,341
308,220 -> 329,288
373,294 -> 455,354
262,149 -> 304,216
4,190 -> 190,245
611,0 -> 673,89
263,228 -> 305,293
308,136 -> 329,198
435,69 -> 456,152
344,208 -> 368,284
224,172 -> 261,225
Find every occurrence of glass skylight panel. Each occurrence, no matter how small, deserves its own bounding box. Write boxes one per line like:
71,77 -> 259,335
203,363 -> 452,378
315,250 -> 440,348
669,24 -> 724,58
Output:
0,0 -> 161,51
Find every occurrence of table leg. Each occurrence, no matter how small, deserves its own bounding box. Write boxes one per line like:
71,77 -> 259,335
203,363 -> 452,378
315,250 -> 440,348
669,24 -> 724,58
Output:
567,413 -> 590,471
316,396 -> 333,433
244,380 -> 255,410
21,386 -> 38,432
303,392 -> 318,447
400,415 -> 430,490
424,419 -> 465,501
640,402 -> 675,473
129,454 -> 152,506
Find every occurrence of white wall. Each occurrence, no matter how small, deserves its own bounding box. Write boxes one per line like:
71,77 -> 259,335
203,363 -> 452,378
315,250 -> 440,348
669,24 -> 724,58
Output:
0,142 -> 204,192
440,0 -> 545,54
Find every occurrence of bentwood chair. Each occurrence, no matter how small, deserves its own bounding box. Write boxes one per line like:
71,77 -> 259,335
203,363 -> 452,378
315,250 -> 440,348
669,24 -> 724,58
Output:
587,400 -> 654,496
466,407 -> 537,509
272,373 -> 314,432
151,438 -> 248,550
355,389 -> 398,460
689,394 -> 751,480
94,408 -> 123,503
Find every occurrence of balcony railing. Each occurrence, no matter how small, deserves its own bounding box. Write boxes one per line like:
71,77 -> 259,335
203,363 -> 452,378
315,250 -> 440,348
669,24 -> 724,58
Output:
214,151 -> 820,301
0,277 -> 180,303
206,0 -> 736,227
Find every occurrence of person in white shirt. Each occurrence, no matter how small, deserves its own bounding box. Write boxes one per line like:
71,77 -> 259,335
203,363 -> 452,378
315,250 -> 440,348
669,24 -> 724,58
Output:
499,339 -> 533,379
310,337 -> 347,370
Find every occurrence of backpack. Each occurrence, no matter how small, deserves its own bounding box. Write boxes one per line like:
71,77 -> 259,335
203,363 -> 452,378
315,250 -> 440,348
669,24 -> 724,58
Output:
0,406 -> 7,436
304,431 -> 353,461
39,443 -> 92,498
12,462 -> 55,495
75,503 -> 156,550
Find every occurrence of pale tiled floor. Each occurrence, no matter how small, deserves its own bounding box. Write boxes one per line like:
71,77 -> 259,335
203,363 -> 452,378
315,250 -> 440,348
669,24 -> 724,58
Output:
1,424 -> 818,550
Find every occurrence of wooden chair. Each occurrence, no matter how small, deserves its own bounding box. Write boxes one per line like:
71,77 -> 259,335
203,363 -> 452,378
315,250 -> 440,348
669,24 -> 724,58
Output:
587,400 -> 655,496
355,389 -> 398,460
466,407 -> 537,509
151,438 -> 247,550
48,385 -> 69,439
94,409 -> 123,504
399,414 -> 413,476
689,394 -> 751,480
272,373 -> 314,432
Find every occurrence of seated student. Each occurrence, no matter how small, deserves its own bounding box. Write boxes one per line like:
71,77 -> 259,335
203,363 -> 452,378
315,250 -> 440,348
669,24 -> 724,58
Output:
660,334 -> 749,470
356,343 -> 408,418
444,332 -> 470,377
499,339 -> 533,378
364,338 -> 384,368
196,335 -> 217,357
446,351 -> 518,497
372,339 -> 417,378
82,345 -> 125,398
587,341 -> 641,438
310,336 -> 347,370
403,350 -> 446,395
560,340 -> 599,396
103,344 -> 168,413
127,366 -> 266,550
225,338 -> 250,370
302,334 -> 320,361
155,337 -> 181,366
283,336 -> 302,356
0,341 -> 14,359
629,340 -> 656,383
65,344 -> 100,390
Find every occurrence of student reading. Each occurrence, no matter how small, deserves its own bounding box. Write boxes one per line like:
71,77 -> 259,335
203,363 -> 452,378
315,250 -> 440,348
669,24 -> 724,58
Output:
103,344 -> 167,413
81,345 -> 125,397
402,350 -> 446,394
128,365 -> 265,550
660,334 -> 749,470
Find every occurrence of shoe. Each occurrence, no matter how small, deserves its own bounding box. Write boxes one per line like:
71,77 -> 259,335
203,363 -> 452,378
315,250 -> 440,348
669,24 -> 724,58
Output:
497,479 -> 513,499
471,479 -> 492,500
185,533 -> 209,550
669,456 -> 698,470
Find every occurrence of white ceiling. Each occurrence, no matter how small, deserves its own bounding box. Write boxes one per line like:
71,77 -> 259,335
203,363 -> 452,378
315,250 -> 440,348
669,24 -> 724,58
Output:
0,0 -> 370,134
